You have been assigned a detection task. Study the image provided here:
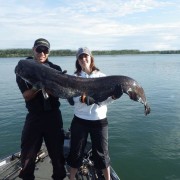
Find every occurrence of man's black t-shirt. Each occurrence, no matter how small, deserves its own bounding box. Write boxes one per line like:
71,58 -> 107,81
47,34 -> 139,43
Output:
16,60 -> 62,112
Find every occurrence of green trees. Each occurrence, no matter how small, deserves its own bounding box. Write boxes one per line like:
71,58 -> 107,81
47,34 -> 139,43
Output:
0,49 -> 180,57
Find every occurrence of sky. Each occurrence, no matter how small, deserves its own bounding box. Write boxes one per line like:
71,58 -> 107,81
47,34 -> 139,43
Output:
1,0 -> 180,51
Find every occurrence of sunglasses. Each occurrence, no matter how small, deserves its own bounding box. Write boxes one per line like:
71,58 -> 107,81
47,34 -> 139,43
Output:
35,46 -> 49,54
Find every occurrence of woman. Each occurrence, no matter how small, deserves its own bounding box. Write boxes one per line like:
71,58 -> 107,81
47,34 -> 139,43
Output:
67,47 -> 123,180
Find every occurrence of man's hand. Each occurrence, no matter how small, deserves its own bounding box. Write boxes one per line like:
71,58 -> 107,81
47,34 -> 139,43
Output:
112,84 -> 123,100
80,95 -> 96,106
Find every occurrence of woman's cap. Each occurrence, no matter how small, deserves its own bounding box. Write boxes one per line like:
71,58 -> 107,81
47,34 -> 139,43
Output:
76,47 -> 92,59
34,38 -> 50,49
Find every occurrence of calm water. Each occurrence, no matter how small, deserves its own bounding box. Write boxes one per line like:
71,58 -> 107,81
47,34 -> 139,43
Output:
0,55 -> 180,180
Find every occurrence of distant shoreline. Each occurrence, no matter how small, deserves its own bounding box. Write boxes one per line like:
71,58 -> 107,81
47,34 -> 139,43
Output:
0,49 -> 180,58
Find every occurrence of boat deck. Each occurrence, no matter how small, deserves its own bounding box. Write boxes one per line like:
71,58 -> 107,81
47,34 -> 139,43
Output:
0,141 -> 71,180
28,155 -> 70,180
0,135 -> 120,180
18,156 -> 70,180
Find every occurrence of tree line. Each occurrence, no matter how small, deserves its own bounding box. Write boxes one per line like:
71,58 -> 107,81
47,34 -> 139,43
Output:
0,49 -> 180,57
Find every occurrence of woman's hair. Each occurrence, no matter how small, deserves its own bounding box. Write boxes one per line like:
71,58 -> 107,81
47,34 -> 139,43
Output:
74,56 -> 100,75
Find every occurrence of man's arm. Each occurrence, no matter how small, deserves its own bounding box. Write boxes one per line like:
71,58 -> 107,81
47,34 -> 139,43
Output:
16,76 -> 41,101
22,87 -> 41,101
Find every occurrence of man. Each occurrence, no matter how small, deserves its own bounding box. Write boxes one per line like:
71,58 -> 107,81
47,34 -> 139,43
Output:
16,38 -> 66,180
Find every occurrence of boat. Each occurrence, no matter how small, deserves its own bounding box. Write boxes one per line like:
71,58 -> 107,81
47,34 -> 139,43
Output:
0,130 -> 120,180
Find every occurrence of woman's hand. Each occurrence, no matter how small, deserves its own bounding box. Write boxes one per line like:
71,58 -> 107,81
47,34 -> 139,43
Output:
112,84 -> 123,100
80,95 -> 95,105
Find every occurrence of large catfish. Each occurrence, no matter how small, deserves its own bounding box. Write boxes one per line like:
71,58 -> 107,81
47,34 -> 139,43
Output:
15,59 -> 151,115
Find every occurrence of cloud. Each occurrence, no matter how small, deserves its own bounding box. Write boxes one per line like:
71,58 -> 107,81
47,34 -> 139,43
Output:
0,0 -> 180,50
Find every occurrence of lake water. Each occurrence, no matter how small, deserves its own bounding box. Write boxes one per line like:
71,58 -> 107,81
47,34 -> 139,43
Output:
0,54 -> 180,180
